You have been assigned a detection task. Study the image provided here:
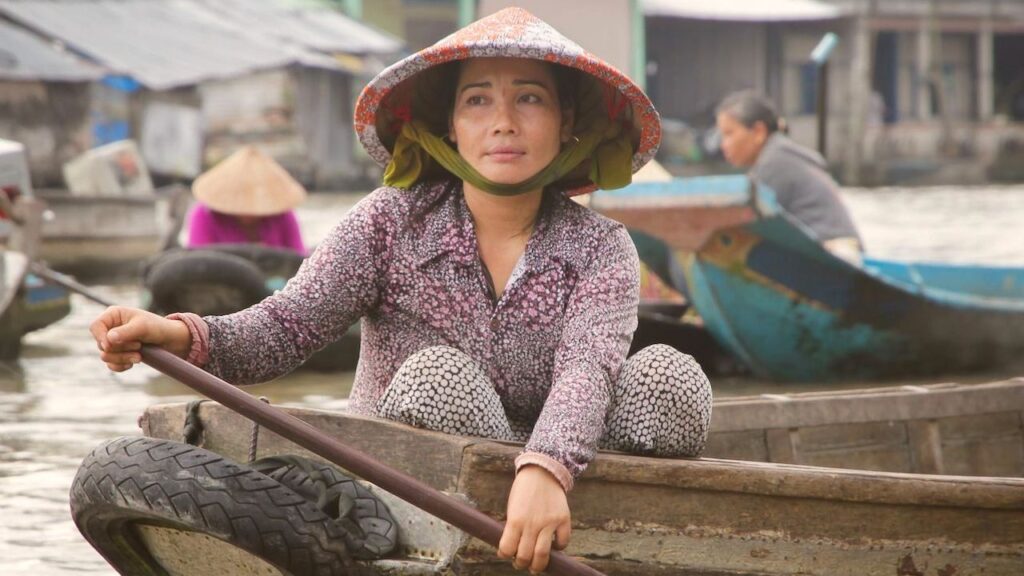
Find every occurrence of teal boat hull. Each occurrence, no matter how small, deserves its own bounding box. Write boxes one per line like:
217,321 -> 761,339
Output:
682,187 -> 1024,381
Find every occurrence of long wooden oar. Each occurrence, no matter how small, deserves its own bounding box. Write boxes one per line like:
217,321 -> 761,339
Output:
31,263 -> 605,576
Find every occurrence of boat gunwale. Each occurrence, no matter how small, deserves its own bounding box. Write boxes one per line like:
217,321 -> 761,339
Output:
710,377 -> 1024,431
143,402 -> 1024,512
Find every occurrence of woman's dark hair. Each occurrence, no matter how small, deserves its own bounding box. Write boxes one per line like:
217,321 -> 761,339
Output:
716,90 -> 781,134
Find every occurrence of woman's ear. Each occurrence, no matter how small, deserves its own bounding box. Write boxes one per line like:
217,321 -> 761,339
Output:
448,116 -> 457,144
560,107 -> 576,143
752,120 -> 769,142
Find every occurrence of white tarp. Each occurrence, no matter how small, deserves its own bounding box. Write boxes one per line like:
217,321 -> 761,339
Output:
644,0 -> 843,22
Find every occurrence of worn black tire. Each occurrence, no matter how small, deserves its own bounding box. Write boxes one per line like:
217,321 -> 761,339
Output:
254,455 -> 398,559
145,250 -> 269,316
204,243 -> 307,280
70,436 -> 363,576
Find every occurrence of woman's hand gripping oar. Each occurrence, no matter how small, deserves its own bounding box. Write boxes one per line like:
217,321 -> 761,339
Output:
31,263 -> 606,576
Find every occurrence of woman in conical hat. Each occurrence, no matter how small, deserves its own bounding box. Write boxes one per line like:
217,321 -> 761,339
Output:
91,8 -> 711,572
186,146 -> 307,254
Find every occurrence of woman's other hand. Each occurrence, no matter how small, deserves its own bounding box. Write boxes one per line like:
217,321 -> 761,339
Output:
497,465 -> 571,573
90,306 -> 192,371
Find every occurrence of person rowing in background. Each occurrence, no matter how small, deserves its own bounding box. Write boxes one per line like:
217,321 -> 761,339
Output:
186,146 -> 307,255
716,90 -> 863,264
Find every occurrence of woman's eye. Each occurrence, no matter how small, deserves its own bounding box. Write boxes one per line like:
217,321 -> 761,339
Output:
520,93 -> 542,104
465,95 -> 486,106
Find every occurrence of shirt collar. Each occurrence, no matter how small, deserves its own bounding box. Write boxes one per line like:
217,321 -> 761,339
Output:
413,182 -> 574,276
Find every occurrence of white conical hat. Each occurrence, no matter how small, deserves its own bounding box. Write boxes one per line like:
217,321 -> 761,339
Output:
192,146 -> 307,217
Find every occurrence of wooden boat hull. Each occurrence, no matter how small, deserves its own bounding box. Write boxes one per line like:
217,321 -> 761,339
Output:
35,188 -> 183,279
684,209 -> 1024,381
590,176 -> 757,253
707,378 -> 1024,477
631,305 -> 743,376
136,401 -> 1024,575
0,253 -> 71,358
594,174 -> 1024,381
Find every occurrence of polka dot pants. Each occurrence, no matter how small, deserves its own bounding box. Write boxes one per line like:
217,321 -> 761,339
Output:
376,344 -> 712,458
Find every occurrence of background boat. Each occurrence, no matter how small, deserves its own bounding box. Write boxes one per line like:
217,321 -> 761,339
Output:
683,183 -> 1024,381
594,174 -> 1024,381
32,186 -> 186,280
0,250 -> 70,359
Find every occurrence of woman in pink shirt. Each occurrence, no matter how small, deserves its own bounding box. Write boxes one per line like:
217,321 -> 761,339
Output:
186,145 -> 306,254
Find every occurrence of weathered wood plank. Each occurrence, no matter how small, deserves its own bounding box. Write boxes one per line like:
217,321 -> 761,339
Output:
711,379 -> 1024,432
142,402 -> 478,492
907,419 -> 946,474
457,443 -> 1024,575
702,430 -> 768,462
764,428 -> 798,464
940,411 -> 1024,477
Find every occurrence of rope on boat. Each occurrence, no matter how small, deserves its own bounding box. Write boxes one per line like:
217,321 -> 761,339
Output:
182,399 -> 207,446
248,396 -> 271,463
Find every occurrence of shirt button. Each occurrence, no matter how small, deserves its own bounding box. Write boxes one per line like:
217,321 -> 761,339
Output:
490,318 -> 500,331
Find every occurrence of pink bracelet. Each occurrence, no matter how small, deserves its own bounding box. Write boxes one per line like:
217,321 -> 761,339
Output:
514,451 -> 574,492
165,312 -> 210,367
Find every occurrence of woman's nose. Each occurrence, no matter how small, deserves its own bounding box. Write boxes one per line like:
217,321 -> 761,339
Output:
491,99 -> 518,135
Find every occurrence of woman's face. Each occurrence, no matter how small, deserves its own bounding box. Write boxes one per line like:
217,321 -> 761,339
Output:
450,57 -> 573,185
716,112 -> 767,168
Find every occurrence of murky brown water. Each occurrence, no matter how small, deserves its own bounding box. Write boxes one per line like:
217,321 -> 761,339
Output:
2,185 -> 1023,574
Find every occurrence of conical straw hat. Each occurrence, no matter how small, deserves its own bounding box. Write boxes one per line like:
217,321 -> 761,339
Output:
353,6 -> 661,196
192,146 -> 307,217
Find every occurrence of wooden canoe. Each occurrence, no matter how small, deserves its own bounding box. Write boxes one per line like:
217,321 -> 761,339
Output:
138,400 -> 1024,575
593,174 -> 1024,381
0,250 -> 71,359
33,186 -> 186,280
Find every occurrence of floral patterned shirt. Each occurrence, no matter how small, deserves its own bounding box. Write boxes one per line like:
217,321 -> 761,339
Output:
197,180 -> 639,479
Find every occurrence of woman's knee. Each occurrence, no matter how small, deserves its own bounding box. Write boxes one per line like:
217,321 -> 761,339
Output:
376,345 -> 513,440
605,344 -> 713,456
622,344 -> 712,403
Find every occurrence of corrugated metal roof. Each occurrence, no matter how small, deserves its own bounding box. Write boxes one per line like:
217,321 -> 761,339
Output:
645,0 -> 844,21
0,19 -> 103,81
0,0 -> 403,90
185,0 -> 403,56
0,0 -> 296,89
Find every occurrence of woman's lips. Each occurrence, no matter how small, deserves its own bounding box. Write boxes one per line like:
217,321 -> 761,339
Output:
486,148 -> 525,163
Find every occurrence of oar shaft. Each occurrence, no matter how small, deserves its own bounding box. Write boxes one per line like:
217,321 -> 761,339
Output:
33,263 -> 605,576
30,264 -> 113,307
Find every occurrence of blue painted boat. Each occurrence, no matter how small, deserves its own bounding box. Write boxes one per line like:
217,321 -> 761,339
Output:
676,179 -> 1024,381
0,251 -> 71,358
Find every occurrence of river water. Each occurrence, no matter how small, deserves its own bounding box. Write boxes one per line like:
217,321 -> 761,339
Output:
2,184 -> 1023,574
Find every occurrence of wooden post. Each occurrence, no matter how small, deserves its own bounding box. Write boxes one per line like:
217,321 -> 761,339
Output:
810,32 -> 838,158
977,9 -> 994,121
843,2 -> 874,185
817,62 -> 829,156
